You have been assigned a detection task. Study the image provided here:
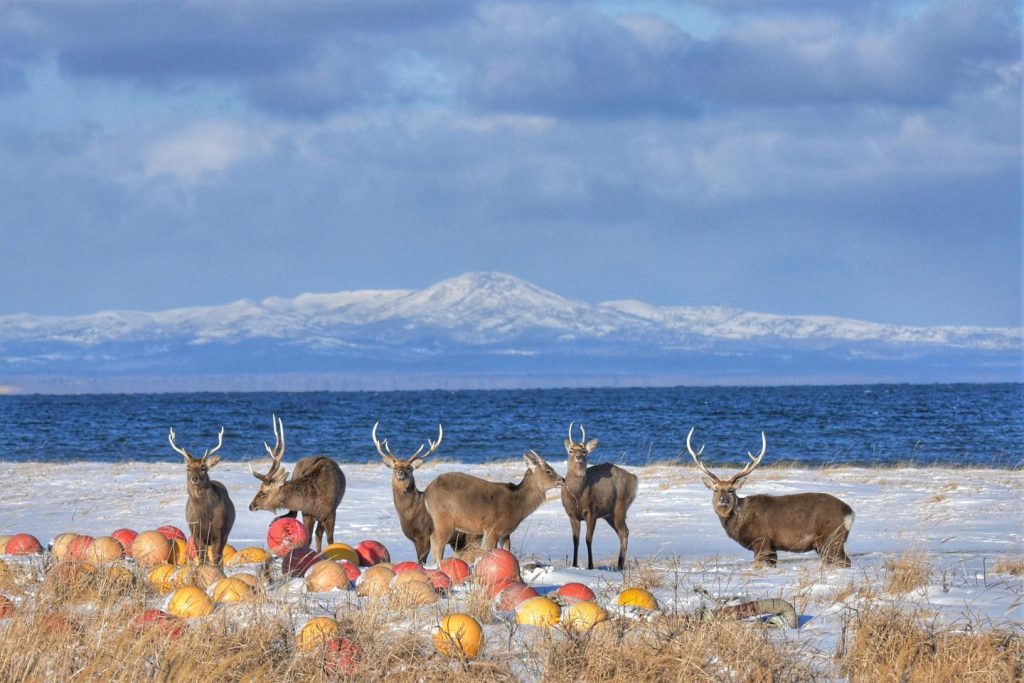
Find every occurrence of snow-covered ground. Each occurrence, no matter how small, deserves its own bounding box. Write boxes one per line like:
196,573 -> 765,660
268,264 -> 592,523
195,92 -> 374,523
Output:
2,459 -> 1022,673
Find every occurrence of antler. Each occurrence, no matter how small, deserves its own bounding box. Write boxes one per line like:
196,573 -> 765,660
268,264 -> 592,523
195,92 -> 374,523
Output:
567,422 -> 586,446
412,424 -> 444,463
687,427 -> 720,483
727,431 -> 766,484
203,426 -> 225,459
251,414 -> 285,481
168,427 -> 193,461
372,421 -> 396,460
373,422 -> 443,462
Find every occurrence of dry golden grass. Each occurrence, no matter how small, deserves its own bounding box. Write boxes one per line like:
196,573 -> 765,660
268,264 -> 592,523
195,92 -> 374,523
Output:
883,552 -> 933,594
0,550 -> 1021,682
837,605 -> 1024,683
992,557 -> 1024,577
540,612 -> 814,682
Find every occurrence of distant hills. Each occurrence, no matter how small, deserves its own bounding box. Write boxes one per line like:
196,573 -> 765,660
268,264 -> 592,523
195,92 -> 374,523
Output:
1,272 -> 1020,393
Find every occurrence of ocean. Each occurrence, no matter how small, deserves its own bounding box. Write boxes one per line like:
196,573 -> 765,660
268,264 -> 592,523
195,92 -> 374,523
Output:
0,383 -> 1020,468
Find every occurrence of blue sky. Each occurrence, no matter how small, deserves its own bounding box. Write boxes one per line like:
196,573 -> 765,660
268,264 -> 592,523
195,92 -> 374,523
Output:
0,0 -> 1019,327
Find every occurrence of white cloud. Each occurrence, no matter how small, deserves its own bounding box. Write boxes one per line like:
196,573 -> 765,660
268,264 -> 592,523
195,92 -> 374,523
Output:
143,120 -> 274,184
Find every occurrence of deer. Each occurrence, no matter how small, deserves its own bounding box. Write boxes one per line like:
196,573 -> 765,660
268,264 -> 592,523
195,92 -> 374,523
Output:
687,427 -> 855,568
423,450 -> 565,564
372,422 -> 479,563
561,422 -> 638,571
168,426 -> 235,565
248,415 -> 346,552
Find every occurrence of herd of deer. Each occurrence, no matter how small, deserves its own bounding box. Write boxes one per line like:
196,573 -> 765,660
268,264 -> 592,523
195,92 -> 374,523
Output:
170,416 -> 854,571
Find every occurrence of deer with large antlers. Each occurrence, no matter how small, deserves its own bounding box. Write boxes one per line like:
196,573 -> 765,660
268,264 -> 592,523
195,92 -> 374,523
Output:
423,450 -> 565,564
561,423 -> 638,570
372,422 -> 479,563
168,426 -> 235,565
248,415 -> 346,552
687,427 -> 854,567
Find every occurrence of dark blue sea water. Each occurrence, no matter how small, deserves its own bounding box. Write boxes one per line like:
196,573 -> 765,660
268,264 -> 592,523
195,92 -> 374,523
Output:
0,384 -> 1020,468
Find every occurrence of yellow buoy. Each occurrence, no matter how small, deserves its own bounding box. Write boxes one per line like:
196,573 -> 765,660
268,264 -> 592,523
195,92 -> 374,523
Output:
296,617 -> 342,653
433,613 -> 484,659
212,577 -> 254,604
104,565 -> 136,589
221,544 -> 237,564
563,600 -> 608,631
149,564 -> 177,594
515,596 -> 561,628
169,538 -> 189,565
616,587 -> 658,611
168,586 -> 214,618
322,543 -> 360,565
227,546 -> 270,566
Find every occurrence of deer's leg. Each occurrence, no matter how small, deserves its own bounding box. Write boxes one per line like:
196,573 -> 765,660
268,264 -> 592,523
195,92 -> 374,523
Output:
584,513 -> 597,570
568,516 -> 581,567
415,535 -> 431,565
430,526 -> 451,564
480,530 -> 499,551
818,528 -> 851,567
301,514 -> 315,549
501,536 -> 511,551
610,511 -> 630,571
324,511 -> 336,548
314,518 -> 326,553
210,537 -> 225,566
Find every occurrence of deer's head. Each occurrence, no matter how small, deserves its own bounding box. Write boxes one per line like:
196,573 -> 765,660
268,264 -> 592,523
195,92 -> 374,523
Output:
687,427 -> 766,519
372,422 -> 443,490
564,422 -> 599,469
248,415 -> 290,511
168,426 -> 224,491
524,450 -> 565,491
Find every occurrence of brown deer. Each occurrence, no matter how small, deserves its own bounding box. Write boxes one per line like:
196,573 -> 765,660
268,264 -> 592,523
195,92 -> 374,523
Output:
248,415 -> 346,552
168,426 -> 235,565
687,427 -> 854,567
561,422 -> 638,571
372,421 -> 479,563
423,450 -> 565,564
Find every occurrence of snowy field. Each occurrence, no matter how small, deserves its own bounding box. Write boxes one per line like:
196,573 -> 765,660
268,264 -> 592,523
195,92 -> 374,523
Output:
1,459 -> 1022,677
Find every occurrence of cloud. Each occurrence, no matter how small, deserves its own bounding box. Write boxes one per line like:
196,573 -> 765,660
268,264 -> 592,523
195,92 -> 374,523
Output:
143,120 -> 276,184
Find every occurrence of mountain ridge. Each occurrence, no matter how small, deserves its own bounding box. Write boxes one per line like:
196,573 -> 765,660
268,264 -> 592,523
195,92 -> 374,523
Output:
1,272 -> 1020,393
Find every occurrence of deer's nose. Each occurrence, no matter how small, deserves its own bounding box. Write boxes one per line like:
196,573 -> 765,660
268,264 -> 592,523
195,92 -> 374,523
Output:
249,503 -> 257,511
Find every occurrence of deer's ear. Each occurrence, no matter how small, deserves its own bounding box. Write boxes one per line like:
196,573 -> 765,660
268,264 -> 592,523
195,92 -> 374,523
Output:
523,452 -> 538,470
732,478 -> 745,491
701,477 -> 716,490
563,438 -> 573,454
379,453 -> 394,468
205,455 -> 221,470
272,468 -> 289,484
585,438 -> 599,453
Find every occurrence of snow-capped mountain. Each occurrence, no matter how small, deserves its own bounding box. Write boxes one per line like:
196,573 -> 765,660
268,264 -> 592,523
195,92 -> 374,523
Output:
1,272 -> 1020,392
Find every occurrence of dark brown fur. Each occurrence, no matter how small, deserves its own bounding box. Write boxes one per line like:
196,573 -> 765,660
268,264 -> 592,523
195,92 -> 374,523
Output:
708,487 -> 854,567
250,455 -> 346,552
170,427 -> 235,565
561,426 -> 638,570
382,456 -> 476,563
690,428 -> 854,567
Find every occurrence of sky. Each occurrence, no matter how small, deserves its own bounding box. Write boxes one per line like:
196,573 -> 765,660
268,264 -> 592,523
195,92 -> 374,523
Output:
0,0 -> 1020,328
